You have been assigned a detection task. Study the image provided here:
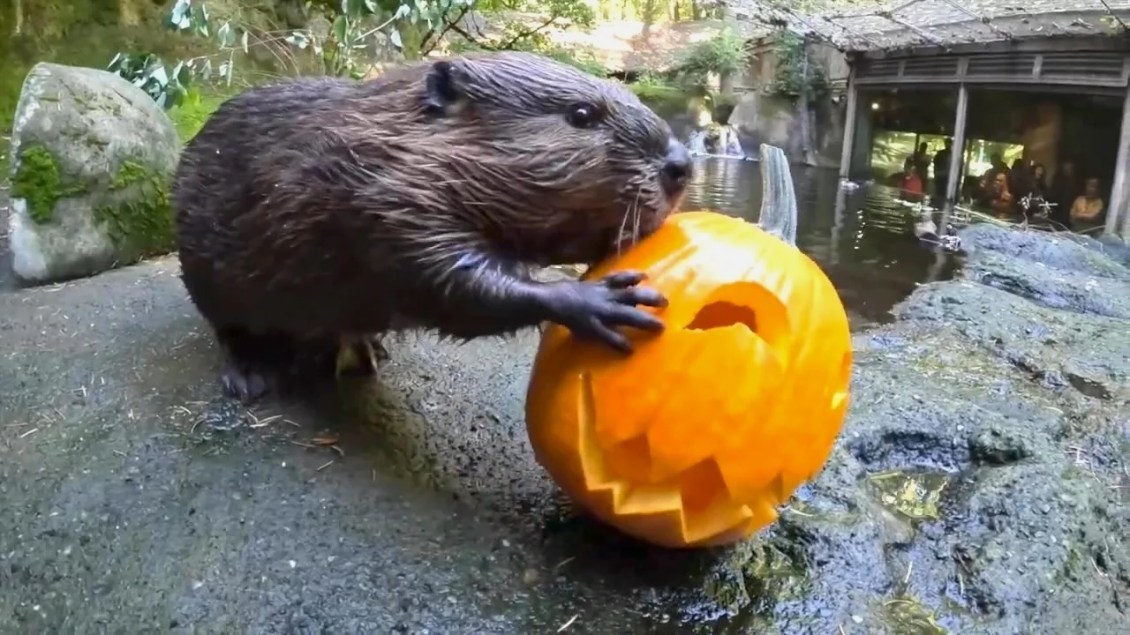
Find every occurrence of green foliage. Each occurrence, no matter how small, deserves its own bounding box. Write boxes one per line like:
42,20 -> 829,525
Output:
538,47 -> 609,77
471,0 -> 595,50
107,52 -> 197,110
110,0 -> 607,113
168,88 -> 233,142
106,0 -> 477,110
765,31 -> 829,102
1,0 -> 212,131
625,72 -> 689,121
627,72 -> 681,100
439,0 -> 606,76
674,27 -> 749,86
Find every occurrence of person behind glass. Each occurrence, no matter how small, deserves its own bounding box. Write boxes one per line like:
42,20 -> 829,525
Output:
988,171 -> 1014,217
1031,163 -> 1048,194
977,153 -> 1008,202
912,142 -> 931,182
1047,160 -> 1078,228
1007,158 -> 1032,202
931,139 -> 952,203
1069,176 -> 1105,232
1018,162 -> 1050,219
900,163 -> 925,202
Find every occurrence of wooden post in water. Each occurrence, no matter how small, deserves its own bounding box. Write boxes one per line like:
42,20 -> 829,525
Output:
838,66 -> 858,180
1105,81 -> 1130,238
944,83 -> 970,207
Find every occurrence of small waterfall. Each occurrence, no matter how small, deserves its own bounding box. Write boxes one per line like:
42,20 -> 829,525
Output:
719,125 -> 745,158
687,130 -> 708,156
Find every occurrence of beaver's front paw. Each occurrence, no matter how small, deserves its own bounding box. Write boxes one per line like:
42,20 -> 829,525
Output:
544,270 -> 667,352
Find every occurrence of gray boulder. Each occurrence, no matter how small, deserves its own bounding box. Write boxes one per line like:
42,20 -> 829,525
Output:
6,62 -> 181,286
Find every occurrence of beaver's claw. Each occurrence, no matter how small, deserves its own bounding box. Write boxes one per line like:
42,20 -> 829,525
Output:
545,270 -> 667,353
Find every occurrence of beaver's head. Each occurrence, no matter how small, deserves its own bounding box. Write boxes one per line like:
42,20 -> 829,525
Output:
392,51 -> 692,266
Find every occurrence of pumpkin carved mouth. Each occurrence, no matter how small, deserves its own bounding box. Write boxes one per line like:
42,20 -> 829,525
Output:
576,371 -> 776,547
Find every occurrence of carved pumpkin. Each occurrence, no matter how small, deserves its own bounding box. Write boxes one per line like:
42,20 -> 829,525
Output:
524,210 -> 852,548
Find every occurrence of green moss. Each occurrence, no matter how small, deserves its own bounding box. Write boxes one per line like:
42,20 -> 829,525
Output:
629,82 -> 682,102
10,144 -> 86,223
863,469 -> 951,523
93,159 -> 176,258
702,531 -> 812,618
875,596 -> 949,634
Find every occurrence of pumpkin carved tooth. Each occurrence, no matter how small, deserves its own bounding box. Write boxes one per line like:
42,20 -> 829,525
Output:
525,210 -> 853,549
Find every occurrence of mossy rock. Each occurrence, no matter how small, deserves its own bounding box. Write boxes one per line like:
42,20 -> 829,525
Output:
7,62 -> 181,286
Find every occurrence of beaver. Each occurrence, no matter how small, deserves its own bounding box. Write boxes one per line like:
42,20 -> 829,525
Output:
172,51 -> 692,403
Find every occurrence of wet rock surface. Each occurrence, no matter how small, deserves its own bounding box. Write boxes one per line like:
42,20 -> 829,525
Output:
0,223 -> 1127,633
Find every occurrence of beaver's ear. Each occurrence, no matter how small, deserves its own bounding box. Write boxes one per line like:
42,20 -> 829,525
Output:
424,60 -> 462,115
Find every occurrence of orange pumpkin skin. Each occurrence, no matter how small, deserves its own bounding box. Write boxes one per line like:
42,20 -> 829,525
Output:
524,210 -> 852,549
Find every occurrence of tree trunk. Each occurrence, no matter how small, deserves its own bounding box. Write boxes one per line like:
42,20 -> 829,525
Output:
718,70 -> 734,95
641,0 -> 658,36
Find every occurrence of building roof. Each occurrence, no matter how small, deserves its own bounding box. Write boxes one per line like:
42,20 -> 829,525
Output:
726,0 -> 1130,53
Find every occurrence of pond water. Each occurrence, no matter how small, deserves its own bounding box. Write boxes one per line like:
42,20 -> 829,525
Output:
680,157 -> 959,330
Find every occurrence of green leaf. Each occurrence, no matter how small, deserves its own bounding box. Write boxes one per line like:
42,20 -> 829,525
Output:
217,22 -> 234,47
331,15 -> 349,44
149,65 -> 169,87
389,28 -> 403,49
174,61 -> 193,87
168,0 -> 193,30
190,4 -> 210,37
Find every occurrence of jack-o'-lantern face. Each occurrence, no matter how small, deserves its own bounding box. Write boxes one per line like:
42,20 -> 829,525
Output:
525,211 -> 852,548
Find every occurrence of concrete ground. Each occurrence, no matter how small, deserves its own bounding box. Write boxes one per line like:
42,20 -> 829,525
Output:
2,252 -> 727,633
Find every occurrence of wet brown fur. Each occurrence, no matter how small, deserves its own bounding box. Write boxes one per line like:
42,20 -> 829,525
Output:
172,51 -> 685,399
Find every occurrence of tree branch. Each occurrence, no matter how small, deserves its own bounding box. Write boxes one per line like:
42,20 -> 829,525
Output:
419,5 -> 471,56
498,16 -> 560,50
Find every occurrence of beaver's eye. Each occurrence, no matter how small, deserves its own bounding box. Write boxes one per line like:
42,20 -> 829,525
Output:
566,102 -> 599,128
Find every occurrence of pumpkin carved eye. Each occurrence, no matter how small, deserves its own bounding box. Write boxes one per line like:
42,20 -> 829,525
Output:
685,301 -> 757,332
525,211 -> 852,548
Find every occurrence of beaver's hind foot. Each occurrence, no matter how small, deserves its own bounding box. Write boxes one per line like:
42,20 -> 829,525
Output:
334,335 -> 385,377
216,326 -> 293,403
220,361 -> 274,403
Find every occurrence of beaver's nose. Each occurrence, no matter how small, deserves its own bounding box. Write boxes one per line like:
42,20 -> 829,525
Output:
660,138 -> 692,196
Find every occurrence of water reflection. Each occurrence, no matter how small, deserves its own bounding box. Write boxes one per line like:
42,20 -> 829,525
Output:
680,157 -> 958,329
